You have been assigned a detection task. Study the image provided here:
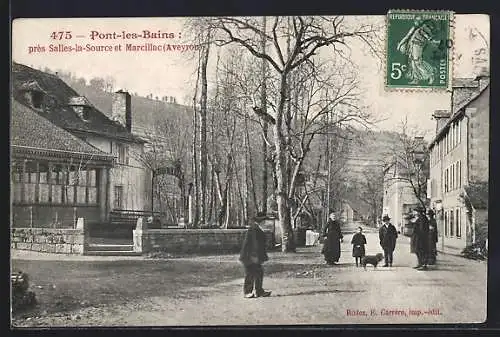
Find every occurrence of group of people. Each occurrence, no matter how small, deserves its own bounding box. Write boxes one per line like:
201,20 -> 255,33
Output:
322,212 -> 398,268
410,206 -> 439,270
350,214 -> 398,267
237,207 -> 439,299
322,208 -> 439,270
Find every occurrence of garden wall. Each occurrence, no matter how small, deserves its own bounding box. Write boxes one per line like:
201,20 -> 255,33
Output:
133,228 -> 274,254
11,225 -> 87,255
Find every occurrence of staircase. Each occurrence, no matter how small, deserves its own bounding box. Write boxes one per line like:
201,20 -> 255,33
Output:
85,243 -> 141,256
85,235 -> 141,256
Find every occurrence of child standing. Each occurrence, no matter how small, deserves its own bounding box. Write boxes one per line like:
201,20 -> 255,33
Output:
351,226 -> 367,267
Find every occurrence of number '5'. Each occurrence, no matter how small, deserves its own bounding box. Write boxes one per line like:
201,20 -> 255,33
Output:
390,63 -> 406,80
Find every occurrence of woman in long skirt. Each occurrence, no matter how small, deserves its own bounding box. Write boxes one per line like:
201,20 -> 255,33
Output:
322,213 -> 343,265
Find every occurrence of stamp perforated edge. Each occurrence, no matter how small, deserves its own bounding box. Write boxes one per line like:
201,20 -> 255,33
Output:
383,9 -> 456,93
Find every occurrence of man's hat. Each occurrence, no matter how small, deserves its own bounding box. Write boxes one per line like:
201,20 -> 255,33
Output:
382,215 -> 390,221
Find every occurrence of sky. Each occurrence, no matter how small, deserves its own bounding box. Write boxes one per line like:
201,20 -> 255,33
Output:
12,15 -> 490,138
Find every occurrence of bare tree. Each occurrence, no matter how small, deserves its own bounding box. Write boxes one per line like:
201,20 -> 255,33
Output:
104,76 -> 115,93
207,16 -> 381,251
129,109 -> 191,220
387,119 -> 430,210
208,47 -> 247,228
355,168 -> 384,226
89,77 -> 105,91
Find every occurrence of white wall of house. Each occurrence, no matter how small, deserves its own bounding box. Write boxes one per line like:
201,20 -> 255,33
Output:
340,203 -> 354,223
85,135 -> 151,212
429,116 -> 468,251
86,136 -> 112,154
383,166 -> 420,229
429,84 -> 489,252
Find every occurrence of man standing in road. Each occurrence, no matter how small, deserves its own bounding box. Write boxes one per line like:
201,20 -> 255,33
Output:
410,206 -> 430,270
239,212 -> 272,299
379,215 -> 398,267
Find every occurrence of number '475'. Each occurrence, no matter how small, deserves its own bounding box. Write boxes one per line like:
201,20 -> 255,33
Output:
50,31 -> 72,40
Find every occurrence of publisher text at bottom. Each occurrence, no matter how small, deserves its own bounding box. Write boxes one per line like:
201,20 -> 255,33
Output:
346,308 -> 442,317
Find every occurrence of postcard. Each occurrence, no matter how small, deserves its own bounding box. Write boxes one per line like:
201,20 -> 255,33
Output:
10,13 -> 489,326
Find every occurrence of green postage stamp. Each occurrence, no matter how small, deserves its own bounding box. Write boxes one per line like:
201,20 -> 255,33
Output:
386,10 -> 454,90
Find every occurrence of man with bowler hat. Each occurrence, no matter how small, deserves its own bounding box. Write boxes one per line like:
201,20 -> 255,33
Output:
379,214 -> 398,267
239,212 -> 272,298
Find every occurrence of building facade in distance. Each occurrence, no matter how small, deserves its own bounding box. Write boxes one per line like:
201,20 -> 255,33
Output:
382,159 -> 421,232
428,75 -> 489,253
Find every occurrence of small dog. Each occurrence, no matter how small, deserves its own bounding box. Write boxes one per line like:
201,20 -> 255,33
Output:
361,253 -> 384,270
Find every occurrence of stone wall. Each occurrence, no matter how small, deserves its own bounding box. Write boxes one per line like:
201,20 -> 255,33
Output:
11,227 -> 86,254
133,228 -> 274,254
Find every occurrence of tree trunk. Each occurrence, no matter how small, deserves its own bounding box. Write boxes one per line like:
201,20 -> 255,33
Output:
224,180 -> 231,228
238,156 -> 248,226
274,73 -> 295,252
199,29 -> 211,226
244,112 -> 258,213
208,165 -> 215,224
191,52 -> 202,228
260,16 -> 269,215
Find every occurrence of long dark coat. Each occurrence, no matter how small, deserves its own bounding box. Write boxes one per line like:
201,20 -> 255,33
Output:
428,217 -> 438,262
410,215 -> 429,254
322,219 -> 343,262
239,225 -> 269,266
379,223 -> 398,252
351,233 -> 366,257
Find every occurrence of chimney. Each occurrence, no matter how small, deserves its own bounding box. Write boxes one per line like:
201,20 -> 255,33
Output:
112,90 -> 132,132
432,110 -> 451,133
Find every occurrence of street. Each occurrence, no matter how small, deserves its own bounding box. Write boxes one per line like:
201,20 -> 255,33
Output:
12,231 -> 487,326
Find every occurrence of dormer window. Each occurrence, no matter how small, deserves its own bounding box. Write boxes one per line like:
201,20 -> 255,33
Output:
19,80 -> 46,110
72,106 -> 91,121
68,96 -> 92,122
31,91 -> 44,108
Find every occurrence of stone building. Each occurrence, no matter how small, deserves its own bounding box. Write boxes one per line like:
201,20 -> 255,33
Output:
428,75 -> 489,253
382,160 -> 421,232
10,63 -> 151,229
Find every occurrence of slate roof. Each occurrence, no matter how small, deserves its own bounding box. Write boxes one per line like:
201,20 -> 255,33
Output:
11,62 -> 143,143
10,100 -> 113,161
452,77 -> 490,115
464,182 -> 488,209
428,76 -> 489,149
66,80 -> 193,135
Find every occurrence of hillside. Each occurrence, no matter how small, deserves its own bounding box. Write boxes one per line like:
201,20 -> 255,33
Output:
61,75 -> 403,219
64,79 -> 193,137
